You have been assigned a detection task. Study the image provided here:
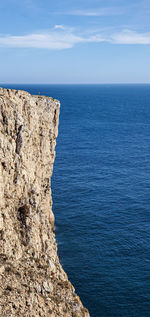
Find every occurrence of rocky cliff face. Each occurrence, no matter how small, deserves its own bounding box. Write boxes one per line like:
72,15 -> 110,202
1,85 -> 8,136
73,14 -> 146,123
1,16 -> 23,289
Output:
0,88 -> 90,317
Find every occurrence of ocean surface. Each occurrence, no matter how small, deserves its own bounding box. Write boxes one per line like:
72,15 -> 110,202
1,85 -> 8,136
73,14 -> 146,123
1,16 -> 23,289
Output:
2,84 -> 150,317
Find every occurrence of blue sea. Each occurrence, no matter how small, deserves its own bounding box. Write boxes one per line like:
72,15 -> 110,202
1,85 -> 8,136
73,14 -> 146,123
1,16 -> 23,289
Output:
2,84 -> 150,317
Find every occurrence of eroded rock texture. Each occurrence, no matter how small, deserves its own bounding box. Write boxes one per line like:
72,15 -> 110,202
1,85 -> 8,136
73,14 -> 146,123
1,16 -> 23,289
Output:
0,88 -> 90,317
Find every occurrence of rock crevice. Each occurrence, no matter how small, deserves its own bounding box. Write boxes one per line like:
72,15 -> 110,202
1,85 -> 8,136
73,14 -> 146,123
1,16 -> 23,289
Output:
0,88 -> 90,317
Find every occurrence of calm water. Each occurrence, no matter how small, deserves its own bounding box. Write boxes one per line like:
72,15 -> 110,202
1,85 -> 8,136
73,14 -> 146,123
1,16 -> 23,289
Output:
2,84 -> 150,317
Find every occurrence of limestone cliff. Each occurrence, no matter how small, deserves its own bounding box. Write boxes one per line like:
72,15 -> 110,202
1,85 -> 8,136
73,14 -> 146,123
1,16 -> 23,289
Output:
0,88 -> 90,317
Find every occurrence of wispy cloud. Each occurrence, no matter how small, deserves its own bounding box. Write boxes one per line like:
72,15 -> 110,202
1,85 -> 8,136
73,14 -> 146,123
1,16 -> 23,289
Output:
54,25 -> 66,30
0,27 -> 150,50
65,7 -> 125,17
111,29 -> 150,44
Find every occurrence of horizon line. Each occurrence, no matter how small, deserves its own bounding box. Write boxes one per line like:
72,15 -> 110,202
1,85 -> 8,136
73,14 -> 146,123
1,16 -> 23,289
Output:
1,82 -> 150,85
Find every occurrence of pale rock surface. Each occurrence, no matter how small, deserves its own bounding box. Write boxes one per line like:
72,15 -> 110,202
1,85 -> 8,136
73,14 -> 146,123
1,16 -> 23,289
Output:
0,88 -> 90,317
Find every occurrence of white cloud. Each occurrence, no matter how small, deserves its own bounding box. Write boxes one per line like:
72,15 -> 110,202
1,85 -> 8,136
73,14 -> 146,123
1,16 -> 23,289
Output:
0,27 -> 150,50
0,30 -> 83,50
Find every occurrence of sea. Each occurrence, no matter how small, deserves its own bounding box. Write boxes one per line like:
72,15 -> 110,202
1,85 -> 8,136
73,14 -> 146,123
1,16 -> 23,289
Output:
1,84 -> 150,317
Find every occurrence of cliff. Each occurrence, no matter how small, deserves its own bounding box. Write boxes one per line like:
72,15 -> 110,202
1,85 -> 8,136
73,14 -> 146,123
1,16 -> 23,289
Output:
0,88 -> 90,317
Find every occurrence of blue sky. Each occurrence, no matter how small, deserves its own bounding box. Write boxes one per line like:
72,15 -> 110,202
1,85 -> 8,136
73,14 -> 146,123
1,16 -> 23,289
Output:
0,0 -> 150,83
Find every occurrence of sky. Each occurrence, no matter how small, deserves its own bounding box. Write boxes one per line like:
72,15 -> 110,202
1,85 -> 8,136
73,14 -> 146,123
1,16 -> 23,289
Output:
0,0 -> 150,83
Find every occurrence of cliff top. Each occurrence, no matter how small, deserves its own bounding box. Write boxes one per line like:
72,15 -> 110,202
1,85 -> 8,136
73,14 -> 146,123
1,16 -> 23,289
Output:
0,86 -> 60,102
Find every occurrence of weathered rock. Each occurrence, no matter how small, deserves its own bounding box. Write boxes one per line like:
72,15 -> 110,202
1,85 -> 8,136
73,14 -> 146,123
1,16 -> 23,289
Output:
0,87 -> 90,316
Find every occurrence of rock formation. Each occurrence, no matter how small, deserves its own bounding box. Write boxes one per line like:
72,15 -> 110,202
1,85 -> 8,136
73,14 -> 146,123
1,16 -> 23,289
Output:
0,88 -> 90,317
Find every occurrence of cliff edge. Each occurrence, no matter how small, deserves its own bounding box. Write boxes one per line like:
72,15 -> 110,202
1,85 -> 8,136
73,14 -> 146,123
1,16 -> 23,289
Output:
0,88 -> 90,317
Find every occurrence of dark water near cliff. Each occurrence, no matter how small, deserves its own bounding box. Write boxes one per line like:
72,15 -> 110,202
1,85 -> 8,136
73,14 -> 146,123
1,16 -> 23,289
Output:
2,84 -> 150,317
